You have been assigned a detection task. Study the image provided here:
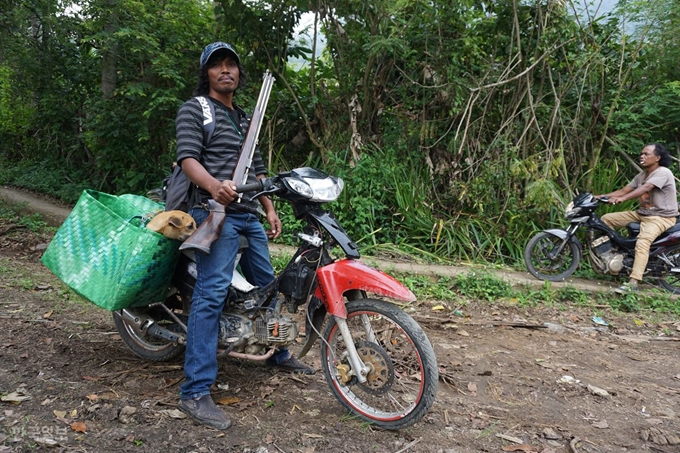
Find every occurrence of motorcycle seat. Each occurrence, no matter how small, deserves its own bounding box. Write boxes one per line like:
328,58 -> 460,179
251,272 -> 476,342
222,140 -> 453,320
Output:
238,235 -> 249,250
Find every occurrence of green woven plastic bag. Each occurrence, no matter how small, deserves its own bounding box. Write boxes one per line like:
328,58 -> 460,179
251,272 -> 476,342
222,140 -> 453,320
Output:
41,190 -> 181,310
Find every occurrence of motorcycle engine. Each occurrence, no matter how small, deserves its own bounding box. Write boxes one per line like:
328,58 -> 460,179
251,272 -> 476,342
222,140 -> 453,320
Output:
217,312 -> 298,354
589,235 -> 624,274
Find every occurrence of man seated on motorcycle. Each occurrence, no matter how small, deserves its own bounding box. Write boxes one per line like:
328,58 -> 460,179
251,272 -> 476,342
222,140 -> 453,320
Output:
174,42 -> 314,431
596,143 -> 678,294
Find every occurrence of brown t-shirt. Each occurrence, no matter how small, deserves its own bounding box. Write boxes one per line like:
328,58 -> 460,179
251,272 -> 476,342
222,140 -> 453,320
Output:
629,167 -> 679,217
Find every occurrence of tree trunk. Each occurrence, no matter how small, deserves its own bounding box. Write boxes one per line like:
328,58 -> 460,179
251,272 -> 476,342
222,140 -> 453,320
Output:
100,0 -> 119,99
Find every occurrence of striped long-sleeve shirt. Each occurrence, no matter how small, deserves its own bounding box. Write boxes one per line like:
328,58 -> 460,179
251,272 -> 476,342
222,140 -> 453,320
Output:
175,96 -> 266,214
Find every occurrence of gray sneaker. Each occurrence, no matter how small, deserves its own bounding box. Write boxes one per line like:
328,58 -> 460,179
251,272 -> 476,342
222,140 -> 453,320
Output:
178,395 -> 231,430
614,282 -> 639,295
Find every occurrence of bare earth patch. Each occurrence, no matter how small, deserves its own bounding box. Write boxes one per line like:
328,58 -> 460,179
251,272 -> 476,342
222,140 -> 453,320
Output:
0,219 -> 679,453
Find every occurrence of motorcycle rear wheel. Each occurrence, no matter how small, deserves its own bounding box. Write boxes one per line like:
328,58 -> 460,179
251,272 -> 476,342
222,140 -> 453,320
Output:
657,244 -> 680,294
320,298 -> 438,430
524,231 -> 581,282
112,306 -> 185,362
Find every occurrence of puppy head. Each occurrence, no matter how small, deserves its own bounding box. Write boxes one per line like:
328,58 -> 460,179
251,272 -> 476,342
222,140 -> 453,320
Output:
146,211 -> 196,241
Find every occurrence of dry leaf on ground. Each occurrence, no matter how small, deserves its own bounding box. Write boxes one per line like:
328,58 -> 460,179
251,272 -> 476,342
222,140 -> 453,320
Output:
216,396 -> 241,405
70,421 -> 86,433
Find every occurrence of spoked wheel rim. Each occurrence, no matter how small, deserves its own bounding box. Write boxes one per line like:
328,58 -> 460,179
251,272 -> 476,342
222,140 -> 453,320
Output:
531,236 -> 570,274
524,231 -> 580,281
322,307 -> 431,422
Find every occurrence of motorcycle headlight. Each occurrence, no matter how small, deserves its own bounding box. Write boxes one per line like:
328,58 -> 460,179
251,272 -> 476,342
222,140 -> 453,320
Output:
283,177 -> 314,199
284,168 -> 344,202
305,175 -> 344,202
565,201 -> 581,218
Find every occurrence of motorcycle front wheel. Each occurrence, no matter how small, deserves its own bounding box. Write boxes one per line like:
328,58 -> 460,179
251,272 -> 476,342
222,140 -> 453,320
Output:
320,299 -> 438,430
524,231 -> 581,282
657,244 -> 680,294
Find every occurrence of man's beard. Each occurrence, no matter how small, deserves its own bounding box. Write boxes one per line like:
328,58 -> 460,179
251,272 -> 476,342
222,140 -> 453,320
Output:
212,84 -> 237,95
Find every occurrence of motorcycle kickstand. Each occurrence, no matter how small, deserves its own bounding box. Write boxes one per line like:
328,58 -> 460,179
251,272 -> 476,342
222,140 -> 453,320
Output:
335,317 -> 370,384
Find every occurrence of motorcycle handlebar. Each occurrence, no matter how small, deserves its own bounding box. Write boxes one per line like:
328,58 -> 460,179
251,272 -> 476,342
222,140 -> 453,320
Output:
235,180 -> 264,194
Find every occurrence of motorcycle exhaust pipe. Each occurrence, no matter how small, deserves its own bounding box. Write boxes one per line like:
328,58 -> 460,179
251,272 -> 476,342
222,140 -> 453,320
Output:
225,348 -> 276,361
118,311 -> 278,355
118,309 -> 186,345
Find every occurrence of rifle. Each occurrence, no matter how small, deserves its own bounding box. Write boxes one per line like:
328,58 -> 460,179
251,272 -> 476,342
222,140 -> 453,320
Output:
179,71 -> 275,254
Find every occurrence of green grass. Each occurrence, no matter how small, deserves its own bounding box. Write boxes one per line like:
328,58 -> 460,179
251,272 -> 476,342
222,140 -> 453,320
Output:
0,199 -> 56,235
451,271 -> 514,302
269,253 -> 291,274
400,274 -> 459,302
398,269 -> 680,317
18,212 -> 51,233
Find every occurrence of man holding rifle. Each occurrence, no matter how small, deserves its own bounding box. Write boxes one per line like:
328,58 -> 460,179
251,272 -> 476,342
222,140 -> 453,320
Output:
175,42 -> 314,430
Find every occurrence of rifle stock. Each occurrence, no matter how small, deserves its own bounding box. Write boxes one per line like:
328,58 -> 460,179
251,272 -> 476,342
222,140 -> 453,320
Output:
179,71 -> 274,254
178,200 -> 225,253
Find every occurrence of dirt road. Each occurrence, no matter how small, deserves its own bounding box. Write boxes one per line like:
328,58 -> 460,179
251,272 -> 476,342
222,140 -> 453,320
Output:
1,186 -> 678,453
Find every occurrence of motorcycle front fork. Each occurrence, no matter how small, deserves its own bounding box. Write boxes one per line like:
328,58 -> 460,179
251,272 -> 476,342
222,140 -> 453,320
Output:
333,315 -> 376,384
550,224 -> 580,258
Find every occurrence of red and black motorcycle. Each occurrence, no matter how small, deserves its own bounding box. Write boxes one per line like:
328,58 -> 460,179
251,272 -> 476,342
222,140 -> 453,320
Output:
113,167 -> 438,429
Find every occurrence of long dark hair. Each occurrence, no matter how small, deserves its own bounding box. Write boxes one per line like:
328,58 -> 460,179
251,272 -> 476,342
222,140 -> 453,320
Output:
192,58 -> 248,97
649,143 -> 672,168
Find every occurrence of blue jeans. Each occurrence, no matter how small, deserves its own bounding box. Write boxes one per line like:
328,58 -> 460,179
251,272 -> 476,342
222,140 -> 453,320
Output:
180,209 -> 290,400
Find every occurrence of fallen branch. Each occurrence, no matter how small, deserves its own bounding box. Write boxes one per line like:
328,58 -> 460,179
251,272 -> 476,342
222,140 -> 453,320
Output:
412,314 -> 546,329
410,314 -> 458,326
439,370 -> 466,393
569,437 -> 581,453
159,376 -> 184,391
272,443 -> 287,453
649,446 -> 677,453
458,320 -> 549,329
0,224 -> 26,236
487,322 -> 547,329
496,433 -> 524,444
394,438 -> 421,453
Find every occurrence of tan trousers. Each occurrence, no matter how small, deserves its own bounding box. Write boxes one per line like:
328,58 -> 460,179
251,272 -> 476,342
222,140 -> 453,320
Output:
600,211 -> 676,281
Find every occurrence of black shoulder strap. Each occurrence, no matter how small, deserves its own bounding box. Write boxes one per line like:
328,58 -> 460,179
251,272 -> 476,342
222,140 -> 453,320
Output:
195,96 -> 216,146
234,105 -> 248,121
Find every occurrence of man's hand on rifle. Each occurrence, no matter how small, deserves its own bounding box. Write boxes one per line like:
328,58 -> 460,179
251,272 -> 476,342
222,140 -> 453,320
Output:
212,179 -> 238,206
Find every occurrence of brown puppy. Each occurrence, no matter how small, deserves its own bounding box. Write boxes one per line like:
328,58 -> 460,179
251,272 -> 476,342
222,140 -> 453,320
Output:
146,211 -> 196,241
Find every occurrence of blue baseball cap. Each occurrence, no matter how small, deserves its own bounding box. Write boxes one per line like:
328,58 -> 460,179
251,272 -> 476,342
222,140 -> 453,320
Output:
200,42 -> 240,69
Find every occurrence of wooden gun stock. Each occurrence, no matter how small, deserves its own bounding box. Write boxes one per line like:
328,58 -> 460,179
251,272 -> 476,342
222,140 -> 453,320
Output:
178,200 -> 225,254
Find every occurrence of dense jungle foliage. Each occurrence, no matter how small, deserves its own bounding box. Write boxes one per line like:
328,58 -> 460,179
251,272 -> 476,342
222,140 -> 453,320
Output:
1,0 -> 679,266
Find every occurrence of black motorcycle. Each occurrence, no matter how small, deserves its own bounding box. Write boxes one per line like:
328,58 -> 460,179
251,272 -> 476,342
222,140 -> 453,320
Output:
524,192 -> 680,293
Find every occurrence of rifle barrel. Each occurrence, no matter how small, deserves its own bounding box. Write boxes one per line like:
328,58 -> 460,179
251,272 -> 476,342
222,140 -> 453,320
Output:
234,71 -> 275,187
